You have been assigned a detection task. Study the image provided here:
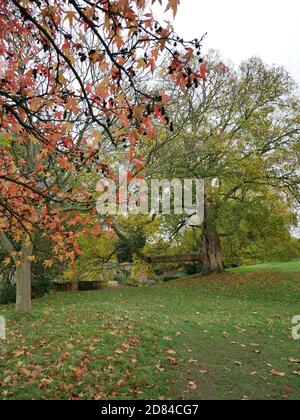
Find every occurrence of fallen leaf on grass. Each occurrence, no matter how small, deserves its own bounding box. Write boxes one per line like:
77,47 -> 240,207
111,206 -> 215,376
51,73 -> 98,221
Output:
166,349 -> 176,355
199,369 -> 208,374
71,366 -> 87,380
1,391 -> 10,398
188,381 -> 198,390
19,368 -> 31,377
3,376 -> 12,385
60,382 -> 74,392
103,364 -> 114,373
156,364 -> 165,373
12,349 -> 25,357
116,379 -> 126,389
166,357 -> 177,365
271,369 -> 286,377
66,343 -> 74,350
39,378 -> 54,389
289,358 -> 300,364
91,370 -> 102,378
292,370 -> 300,376
283,385 -> 293,396
59,353 -> 70,362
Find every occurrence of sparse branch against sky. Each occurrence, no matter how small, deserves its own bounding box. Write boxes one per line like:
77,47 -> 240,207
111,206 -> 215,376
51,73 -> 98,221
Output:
157,0 -> 300,86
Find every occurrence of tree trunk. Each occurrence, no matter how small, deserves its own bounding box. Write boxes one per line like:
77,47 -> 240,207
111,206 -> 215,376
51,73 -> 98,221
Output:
200,179 -> 224,276
15,240 -> 33,313
200,228 -> 224,275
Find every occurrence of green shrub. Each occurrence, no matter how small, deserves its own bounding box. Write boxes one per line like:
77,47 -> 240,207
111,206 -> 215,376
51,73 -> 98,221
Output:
100,270 -> 115,288
184,263 -> 202,275
128,256 -> 157,286
116,230 -> 146,263
31,276 -> 53,298
30,235 -> 61,297
0,273 -> 16,305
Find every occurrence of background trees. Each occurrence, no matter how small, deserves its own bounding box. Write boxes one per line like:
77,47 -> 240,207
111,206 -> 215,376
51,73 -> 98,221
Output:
138,52 -> 300,273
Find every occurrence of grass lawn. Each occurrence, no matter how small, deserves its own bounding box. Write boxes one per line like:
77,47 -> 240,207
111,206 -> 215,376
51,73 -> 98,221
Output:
229,259 -> 300,274
1,268 -> 300,400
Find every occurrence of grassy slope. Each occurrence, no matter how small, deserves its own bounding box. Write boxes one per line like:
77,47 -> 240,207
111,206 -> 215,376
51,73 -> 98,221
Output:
1,268 -> 300,400
229,259 -> 300,274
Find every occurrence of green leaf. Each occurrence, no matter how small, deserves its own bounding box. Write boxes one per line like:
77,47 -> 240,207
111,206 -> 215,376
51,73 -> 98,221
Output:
0,134 -> 11,147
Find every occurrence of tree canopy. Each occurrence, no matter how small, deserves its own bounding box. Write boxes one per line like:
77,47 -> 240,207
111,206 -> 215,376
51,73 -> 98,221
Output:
0,0 -> 208,311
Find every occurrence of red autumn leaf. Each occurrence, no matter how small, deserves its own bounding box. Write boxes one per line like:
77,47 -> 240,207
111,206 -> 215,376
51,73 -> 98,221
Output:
160,92 -> 170,105
40,207 -> 47,219
200,63 -> 208,81
74,243 -> 83,257
134,159 -> 145,171
127,171 -> 134,184
57,156 -> 70,170
153,106 -> 162,118
218,62 -> 230,73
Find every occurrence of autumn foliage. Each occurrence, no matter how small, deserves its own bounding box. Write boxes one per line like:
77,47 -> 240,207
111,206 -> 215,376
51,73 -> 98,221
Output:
0,0 -> 206,264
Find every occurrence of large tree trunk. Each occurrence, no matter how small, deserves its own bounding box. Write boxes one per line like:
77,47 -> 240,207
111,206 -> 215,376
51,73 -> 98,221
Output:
200,228 -> 224,275
0,232 -> 34,312
15,240 -> 33,313
200,179 -> 224,276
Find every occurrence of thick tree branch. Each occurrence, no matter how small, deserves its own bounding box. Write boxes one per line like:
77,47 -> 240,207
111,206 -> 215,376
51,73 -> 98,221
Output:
0,231 -> 16,256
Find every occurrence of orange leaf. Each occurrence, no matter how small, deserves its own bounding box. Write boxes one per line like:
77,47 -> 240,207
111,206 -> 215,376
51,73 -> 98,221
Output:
165,0 -> 180,17
43,259 -> 54,268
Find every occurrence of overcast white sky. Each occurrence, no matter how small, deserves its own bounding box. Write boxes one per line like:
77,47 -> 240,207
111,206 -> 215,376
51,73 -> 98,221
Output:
158,0 -> 300,86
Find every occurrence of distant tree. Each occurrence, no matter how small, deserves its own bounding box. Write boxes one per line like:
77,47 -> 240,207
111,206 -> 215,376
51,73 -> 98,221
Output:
140,53 -> 300,274
220,192 -> 300,266
112,215 -> 154,263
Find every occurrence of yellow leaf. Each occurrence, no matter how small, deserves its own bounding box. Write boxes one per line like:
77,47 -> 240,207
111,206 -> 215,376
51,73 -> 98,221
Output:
64,10 -> 77,27
3,257 -> 11,266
